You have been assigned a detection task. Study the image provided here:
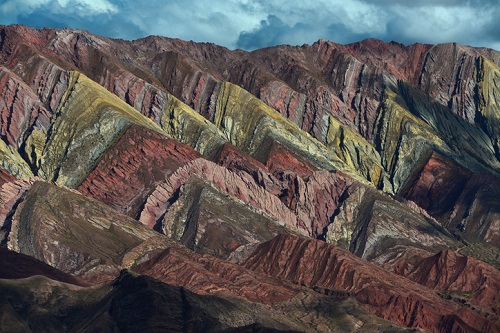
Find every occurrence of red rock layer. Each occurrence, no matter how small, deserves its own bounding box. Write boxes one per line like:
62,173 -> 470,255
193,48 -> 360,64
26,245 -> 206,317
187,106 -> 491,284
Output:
78,124 -> 200,217
133,246 -> 299,305
139,158 -> 301,232
2,25 -> 498,166
7,181 -> 175,285
402,250 -> 500,316
233,42 -> 377,140
215,142 -> 352,238
343,39 -> 432,84
205,142 -> 353,238
403,152 -> 500,244
3,25 -> 499,144
101,70 -> 167,122
282,170 -> 354,238
215,143 -> 282,196
140,156 -> 355,238
0,168 -> 16,186
403,152 -> 471,216
417,44 -> 490,122
0,67 -> 51,149
0,176 -> 34,233
215,142 -> 350,238
241,234 -> 498,333
265,141 -> 316,178
29,60 -> 70,114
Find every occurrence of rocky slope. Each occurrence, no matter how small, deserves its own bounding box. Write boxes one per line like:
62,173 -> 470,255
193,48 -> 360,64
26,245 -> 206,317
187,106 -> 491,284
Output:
242,234 -> 498,333
0,269 -> 414,333
392,249 -> 500,316
0,24 -> 499,332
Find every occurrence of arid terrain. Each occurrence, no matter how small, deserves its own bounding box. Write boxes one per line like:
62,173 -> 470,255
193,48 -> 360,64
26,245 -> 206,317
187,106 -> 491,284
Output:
0,25 -> 499,332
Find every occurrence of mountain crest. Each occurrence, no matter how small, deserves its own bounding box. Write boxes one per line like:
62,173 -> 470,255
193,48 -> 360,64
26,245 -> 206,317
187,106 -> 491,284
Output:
0,25 -> 498,332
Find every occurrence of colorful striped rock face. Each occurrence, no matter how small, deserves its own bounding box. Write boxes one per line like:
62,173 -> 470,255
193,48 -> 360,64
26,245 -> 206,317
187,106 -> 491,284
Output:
0,25 -> 499,333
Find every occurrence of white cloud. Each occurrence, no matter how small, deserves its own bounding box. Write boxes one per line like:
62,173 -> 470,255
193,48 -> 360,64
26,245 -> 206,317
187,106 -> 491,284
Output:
384,4 -> 497,48
120,0 -> 263,47
0,0 -> 498,50
66,0 -> 118,15
0,0 -> 117,18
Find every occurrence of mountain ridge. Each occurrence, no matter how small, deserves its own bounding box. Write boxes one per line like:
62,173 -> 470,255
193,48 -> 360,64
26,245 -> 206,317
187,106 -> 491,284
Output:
0,25 -> 499,332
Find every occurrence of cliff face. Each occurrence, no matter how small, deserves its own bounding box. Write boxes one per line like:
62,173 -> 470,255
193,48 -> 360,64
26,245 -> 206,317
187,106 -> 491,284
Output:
0,24 -> 499,332
402,152 -> 500,245
396,250 -> 500,315
242,234 -> 498,333
77,123 -> 200,217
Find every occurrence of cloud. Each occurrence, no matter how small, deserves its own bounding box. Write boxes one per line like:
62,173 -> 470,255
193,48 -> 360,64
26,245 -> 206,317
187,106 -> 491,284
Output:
0,0 -> 498,51
0,0 -> 118,18
237,15 -> 308,50
358,0 -> 497,7
0,0 -> 141,41
475,6 -> 500,50
236,14 -> 381,50
16,9 -> 146,40
382,3 -> 500,49
236,1 -> 388,50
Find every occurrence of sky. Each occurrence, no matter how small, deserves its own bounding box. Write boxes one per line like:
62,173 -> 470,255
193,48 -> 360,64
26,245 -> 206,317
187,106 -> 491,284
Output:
0,0 -> 498,51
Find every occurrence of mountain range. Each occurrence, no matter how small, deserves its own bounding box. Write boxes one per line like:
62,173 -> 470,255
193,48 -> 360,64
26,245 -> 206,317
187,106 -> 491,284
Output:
0,24 -> 499,332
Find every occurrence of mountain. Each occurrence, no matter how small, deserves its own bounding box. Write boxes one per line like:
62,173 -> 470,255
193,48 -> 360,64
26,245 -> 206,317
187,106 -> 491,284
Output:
0,24 -> 499,332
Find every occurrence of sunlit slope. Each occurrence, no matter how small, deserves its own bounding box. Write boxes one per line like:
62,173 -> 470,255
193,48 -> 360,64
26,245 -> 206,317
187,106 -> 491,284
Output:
375,79 -> 500,193
214,82 -> 387,188
36,72 -> 163,187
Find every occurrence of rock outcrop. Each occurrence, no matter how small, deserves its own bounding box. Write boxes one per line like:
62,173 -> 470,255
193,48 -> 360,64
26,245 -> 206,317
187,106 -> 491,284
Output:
403,152 -> 500,245
5,181 -> 174,284
0,247 -> 87,285
0,168 -> 16,186
0,25 -> 499,333
37,71 -> 164,187
394,250 -> 500,317
242,234 -> 499,333
78,124 -> 200,217
0,269 -> 412,333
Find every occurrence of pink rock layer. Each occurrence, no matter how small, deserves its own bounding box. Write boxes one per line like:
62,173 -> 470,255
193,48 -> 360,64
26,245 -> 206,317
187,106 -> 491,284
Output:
78,124 -> 200,217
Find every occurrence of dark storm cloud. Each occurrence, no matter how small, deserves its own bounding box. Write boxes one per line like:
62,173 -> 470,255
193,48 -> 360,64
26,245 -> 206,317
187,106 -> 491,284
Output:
236,15 -> 380,50
0,0 -> 498,50
0,0 -> 146,40
359,0 -> 500,49
236,15 -> 317,50
326,23 -> 382,45
383,4 -> 499,49
478,5 -> 500,42
236,15 -> 287,50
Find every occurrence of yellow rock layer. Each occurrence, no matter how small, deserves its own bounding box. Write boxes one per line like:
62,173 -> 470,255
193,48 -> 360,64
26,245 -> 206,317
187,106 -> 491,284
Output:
214,82 -> 374,186
375,87 -> 447,193
377,78 -> 500,193
160,94 -> 227,158
0,140 -> 33,179
325,115 -> 387,187
477,56 -> 500,153
477,57 -> 500,117
38,71 -> 166,187
23,129 -> 46,171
